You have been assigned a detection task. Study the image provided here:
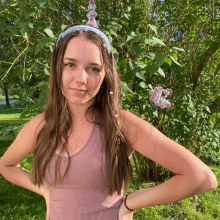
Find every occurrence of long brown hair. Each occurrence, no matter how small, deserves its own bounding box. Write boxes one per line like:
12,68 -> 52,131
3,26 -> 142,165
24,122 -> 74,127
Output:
30,23 -> 133,196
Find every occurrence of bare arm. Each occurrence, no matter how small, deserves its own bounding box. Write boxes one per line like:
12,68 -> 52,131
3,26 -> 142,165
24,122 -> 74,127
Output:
119,110 -> 218,211
0,163 -> 48,197
123,172 -> 215,211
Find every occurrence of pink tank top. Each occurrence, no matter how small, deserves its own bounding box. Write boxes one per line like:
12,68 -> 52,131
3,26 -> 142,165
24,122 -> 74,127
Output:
44,123 -> 124,220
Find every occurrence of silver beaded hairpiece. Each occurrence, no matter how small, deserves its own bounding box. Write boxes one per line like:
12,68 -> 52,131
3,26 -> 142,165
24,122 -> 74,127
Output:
56,0 -> 111,54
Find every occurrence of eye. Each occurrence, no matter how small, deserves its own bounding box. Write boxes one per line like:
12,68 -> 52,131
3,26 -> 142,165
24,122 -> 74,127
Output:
64,63 -> 75,67
91,67 -> 101,73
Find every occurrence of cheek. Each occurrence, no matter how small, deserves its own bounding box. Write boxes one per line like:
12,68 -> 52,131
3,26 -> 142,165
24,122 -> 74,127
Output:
62,71 -> 70,80
61,74 -> 69,96
94,77 -> 104,90
62,72 -> 70,86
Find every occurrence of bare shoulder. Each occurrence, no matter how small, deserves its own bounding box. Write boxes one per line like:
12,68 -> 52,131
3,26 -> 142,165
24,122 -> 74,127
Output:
24,112 -> 46,143
0,112 -> 46,167
32,112 -> 46,139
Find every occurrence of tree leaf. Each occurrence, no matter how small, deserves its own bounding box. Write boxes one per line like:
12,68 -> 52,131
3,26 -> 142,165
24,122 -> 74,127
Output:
157,67 -> 165,77
131,46 -> 147,56
136,72 -> 145,80
13,65 -> 22,77
34,21 -> 47,30
44,28 -> 54,37
152,37 -> 166,46
146,64 -> 159,76
28,45 -> 36,53
46,3 -> 58,11
139,82 -> 147,88
126,32 -> 142,43
24,8 -> 36,18
108,24 -> 120,31
163,57 -> 172,66
29,23 -> 34,28
8,26 -> 19,34
121,81 -> 134,94
36,0 -> 47,7
170,56 -> 182,67
124,71 -> 133,81
145,38 -> 156,46
23,70 -> 31,82
14,17 -> 20,25
171,53 -> 178,61
61,24 -> 67,31
20,21 -> 29,35
35,45 -> 43,54
126,94 -> 132,101
110,30 -> 118,38
111,22 -> 122,29
153,109 -> 158,117
155,53 -> 167,66
148,24 -> 158,36
19,9 -> 23,16
128,60 -> 134,70
146,52 -> 155,60
135,60 -> 147,69
39,37 -> 50,48
0,20 -> 7,31
44,67 -> 50,75
124,13 -> 130,20
172,46 -> 185,52
36,81 -> 48,88
205,106 -> 211,113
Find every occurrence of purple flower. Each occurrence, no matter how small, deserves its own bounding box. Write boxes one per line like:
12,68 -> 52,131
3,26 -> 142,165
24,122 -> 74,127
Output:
86,11 -> 98,19
149,86 -> 172,109
89,0 -> 96,4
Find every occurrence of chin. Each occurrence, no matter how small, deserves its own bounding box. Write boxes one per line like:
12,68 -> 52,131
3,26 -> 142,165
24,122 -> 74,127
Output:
67,96 -> 95,105
68,98 -> 86,104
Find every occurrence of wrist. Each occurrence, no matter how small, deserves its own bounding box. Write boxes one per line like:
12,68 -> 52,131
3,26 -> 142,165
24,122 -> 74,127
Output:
124,194 -> 135,212
121,194 -> 135,215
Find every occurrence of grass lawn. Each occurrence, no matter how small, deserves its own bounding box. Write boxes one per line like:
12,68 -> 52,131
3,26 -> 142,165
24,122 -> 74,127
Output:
0,103 -> 219,219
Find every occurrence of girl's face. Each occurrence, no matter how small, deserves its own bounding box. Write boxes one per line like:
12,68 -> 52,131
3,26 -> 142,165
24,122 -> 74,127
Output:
61,37 -> 105,107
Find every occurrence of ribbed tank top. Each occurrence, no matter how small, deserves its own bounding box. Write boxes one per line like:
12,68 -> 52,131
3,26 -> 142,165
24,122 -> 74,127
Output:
43,123 -> 124,220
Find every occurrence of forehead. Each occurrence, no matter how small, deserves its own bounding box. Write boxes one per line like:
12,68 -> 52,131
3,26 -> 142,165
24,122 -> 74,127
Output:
64,37 -> 103,65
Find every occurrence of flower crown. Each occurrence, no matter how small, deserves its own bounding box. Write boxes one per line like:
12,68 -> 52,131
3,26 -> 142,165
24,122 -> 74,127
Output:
56,0 -> 111,54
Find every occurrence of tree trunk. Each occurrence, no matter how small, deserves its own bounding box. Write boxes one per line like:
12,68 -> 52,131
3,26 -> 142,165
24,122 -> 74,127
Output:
191,41 -> 220,95
4,86 -> 10,106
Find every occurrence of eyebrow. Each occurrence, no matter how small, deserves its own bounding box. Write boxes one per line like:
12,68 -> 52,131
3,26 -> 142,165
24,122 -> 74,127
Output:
63,58 -> 102,67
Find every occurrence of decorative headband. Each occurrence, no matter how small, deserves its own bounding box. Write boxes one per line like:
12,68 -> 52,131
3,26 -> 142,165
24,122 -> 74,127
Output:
56,25 -> 111,54
55,0 -> 111,54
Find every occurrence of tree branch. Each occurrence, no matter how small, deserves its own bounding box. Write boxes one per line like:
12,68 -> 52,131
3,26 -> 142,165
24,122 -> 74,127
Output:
191,42 -> 220,92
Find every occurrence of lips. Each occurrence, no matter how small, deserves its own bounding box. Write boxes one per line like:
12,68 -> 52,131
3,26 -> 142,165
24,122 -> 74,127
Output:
70,88 -> 87,92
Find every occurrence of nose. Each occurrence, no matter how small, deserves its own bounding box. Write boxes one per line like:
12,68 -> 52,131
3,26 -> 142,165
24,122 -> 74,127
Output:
73,67 -> 88,85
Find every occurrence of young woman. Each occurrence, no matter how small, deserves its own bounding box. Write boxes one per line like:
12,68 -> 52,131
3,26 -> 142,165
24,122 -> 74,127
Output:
0,23 -> 218,220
